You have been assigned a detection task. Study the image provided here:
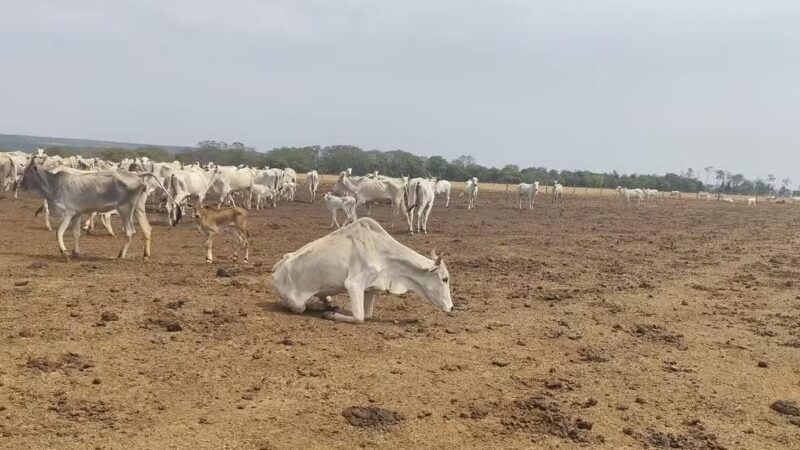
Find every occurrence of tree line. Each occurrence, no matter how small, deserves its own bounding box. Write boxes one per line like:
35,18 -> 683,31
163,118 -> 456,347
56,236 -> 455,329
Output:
16,141 -> 796,195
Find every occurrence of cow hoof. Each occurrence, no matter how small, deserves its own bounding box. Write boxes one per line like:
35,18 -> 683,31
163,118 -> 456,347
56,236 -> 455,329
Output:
70,251 -> 80,259
206,259 -> 212,264
243,259 -> 249,264
321,311 -> 336,320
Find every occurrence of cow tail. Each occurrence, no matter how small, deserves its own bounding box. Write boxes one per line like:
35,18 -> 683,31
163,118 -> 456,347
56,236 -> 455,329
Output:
407,182 -> 420,213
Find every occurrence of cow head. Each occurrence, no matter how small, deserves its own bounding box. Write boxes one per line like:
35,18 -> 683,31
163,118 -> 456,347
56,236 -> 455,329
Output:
419,249 -> 453,313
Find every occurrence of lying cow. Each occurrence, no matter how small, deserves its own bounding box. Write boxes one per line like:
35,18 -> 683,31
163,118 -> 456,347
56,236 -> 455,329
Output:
270,217 -> 453,323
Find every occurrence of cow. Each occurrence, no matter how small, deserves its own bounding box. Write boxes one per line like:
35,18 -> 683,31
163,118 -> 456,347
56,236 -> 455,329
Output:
270,217 -> 453,324
643,189 -> 659,200
278,180 -> 297,202
211,166 -> 254,208
192,206 -> 249,264
406,178 -> 436,234
252,184 -> 277,209
697,191 -> 711,201
552,180 -> 564,203
21,160 -> 177,261
333,172 -> 412,233
747,197 -> 756,206
669,190 -> 682,199
616,186 -> 644,207
464,178 -> 478,210
167,168 -> 217,225
323,192 -> 357,228
517,182 -> 539,210
0,154 -> 17,196
434,179 -> 451,207
307,170 -> 320,202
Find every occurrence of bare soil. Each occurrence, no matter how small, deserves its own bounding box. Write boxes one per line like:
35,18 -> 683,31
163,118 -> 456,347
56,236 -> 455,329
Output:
1,187 -> 799,449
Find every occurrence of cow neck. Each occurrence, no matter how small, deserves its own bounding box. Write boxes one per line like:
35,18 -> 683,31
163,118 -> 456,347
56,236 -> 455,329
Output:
31,167 -> 56,198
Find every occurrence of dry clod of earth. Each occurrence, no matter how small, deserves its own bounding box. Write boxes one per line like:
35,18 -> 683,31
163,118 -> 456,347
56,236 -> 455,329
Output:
100,311 -> 119,322
341,406 -> 405,428
770,400 -> 800,416
14,280 -> 29,287
216,267 -> 235,278
26,261 -> 47,269
26,353 -> 93,373
149,317 -> 183,332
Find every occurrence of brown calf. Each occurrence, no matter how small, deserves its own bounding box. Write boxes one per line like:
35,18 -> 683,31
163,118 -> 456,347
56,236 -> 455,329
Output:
193,206 -> 249,264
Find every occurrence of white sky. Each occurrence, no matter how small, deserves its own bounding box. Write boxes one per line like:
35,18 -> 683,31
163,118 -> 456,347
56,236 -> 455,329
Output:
1,0 -> 798,184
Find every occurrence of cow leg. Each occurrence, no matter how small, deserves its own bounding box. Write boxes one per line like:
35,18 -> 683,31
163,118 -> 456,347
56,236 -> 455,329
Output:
102,212 -> 115,236
57,212 -> 73,261
422,203 -> 432,234
445,193 -> 450,208
116,206 -> 135,259
364,291 -> 376,320
82,213 -> 93,233
204,231 -> 216,263
331,210 -> 339,228
43,200 -> 53,231
323,285 -> 365,324
135,201 -> 152,260
70,214 -> 82,259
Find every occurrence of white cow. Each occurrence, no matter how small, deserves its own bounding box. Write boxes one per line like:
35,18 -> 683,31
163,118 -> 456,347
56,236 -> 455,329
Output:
278,180 -> 297,201
517,181 -> 539,210
406,178 -> 436,234
211,166 -> 254,208
307,170 -> 320,202
0,154 -> 17,196
747,197 -> 756,206
333,173 -> 412,233
434,180 -> 451,207
643,189 -> 659,200
792,196 -> 800,204
167,169 -> 217,225
464,178 -> 478,210
721,196 -> 735,203
252,184 -> 277,209
323,192 -> 357,228
669,190 -> 682,199
21,161 -> 176,260
697,191 -> 711,201
552,181 -> 564,203
616,186 -> 644,207
270,217 -> 453,324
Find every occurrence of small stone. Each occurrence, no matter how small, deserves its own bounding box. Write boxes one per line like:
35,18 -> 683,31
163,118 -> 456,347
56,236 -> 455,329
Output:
109,287 -> 120,293
575,418 -> 593,430
216,267 -> 234,278
634,397 -> 647,404
92,378 -> 101,385
14,281 -> 29,287
757,361 -> 769,368
280,337 -> 294,346
491,360 -> 510,367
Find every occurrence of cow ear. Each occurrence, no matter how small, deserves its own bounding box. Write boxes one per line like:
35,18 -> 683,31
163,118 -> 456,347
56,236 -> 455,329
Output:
430,248 -> 438,260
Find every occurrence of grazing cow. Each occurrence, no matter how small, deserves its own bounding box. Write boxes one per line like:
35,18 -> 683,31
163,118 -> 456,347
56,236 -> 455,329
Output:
192,206 -> 249,264
434,180 -> 451,207
270,217 -> 453,323
333,173 -> 412,233
616,186 -> 644,207
0,155 -> 17,196
407,178 -> 436,234
21,160 -> 177,261
307,170 -> 320,202
323,192 -> 357,228
464,178 -> 478,210
517,182 -> 539,210
252,184 -> 277,209
747,197 -> 756,206
669,190 -> 682,199
552,181 -> 564,203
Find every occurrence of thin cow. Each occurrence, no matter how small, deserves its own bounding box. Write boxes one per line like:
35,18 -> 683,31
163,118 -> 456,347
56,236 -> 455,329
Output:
21,160 -> 177,261
271,217 -> 453,324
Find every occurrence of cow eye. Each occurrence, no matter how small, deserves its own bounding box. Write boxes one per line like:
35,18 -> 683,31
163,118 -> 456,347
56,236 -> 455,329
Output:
442,277 -> 449,283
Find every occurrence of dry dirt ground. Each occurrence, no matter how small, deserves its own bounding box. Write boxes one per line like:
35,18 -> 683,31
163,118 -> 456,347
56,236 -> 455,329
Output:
1,187 -> 799,449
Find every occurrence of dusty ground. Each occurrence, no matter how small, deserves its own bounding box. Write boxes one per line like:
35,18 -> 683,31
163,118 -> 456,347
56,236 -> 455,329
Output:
1,187 -> 799,449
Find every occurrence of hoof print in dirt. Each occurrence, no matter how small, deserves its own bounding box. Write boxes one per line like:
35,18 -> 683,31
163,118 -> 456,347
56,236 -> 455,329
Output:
216,267 -> 235,278
771,400 -> 800,416
342,406 -> 404,428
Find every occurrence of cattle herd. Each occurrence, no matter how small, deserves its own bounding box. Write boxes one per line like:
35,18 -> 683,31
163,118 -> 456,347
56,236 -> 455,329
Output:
1,148 -> 799,324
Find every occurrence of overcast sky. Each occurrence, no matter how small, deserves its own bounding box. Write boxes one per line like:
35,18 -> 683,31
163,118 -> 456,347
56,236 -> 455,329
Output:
1,1 -> 798,184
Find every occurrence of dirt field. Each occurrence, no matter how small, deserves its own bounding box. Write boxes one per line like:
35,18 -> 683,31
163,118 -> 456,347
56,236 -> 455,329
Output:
1,186 -> 799,449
